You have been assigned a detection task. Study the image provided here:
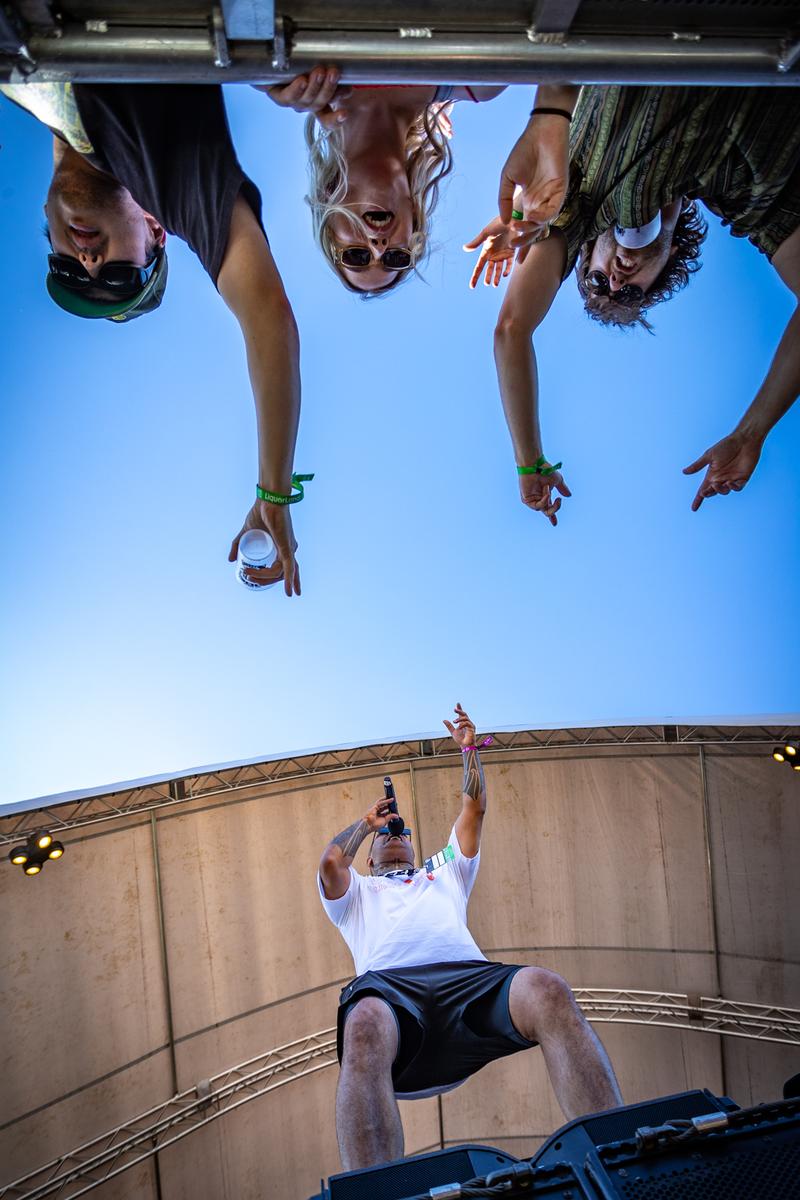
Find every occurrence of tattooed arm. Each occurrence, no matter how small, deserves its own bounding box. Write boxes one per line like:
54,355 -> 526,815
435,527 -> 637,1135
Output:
319,798 -> 392,900
443,703 -> 487,858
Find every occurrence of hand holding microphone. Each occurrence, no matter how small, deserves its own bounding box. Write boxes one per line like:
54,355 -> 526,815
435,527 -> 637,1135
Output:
383,776 -> 406,837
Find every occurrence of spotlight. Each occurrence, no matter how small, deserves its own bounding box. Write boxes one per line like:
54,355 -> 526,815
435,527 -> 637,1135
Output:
785,744 -> 798,758
773,748 -> 786,762
793,762 -> 800,773
7,830 -> 65,876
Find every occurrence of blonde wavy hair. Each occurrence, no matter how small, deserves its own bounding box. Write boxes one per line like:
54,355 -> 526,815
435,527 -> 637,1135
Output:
304,102 -> 454,297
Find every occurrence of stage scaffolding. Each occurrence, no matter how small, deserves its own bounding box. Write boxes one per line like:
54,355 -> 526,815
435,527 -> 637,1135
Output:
2,1 -> 799,85
1,723 -> 796,845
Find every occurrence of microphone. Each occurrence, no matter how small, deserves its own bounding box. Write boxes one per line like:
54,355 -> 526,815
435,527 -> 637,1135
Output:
383,776 -> 405,837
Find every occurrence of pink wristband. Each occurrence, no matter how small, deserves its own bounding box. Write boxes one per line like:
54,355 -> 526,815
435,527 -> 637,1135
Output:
461,737 -> 493,752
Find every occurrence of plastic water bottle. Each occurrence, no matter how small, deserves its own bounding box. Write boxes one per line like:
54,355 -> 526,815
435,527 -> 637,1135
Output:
512,185 -> 524,220
236,529 -> 278,590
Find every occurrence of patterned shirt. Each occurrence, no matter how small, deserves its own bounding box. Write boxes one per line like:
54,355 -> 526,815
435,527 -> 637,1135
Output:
554,86 -> 800,278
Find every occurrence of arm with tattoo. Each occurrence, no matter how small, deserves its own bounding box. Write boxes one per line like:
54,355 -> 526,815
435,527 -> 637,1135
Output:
319,798 -> 389,900
329,818 -> 372,864
444,703 -> 487,857
461,746 -> 487,812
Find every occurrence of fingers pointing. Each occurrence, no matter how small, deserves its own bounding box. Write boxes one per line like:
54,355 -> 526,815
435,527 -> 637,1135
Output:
683,452 -> 710,475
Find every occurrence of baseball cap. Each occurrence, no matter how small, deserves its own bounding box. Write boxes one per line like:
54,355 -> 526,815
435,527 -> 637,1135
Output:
45,250 -> 168,322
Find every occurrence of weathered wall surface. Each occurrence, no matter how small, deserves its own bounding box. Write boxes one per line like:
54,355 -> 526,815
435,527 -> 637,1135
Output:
1,739 -> 797,1198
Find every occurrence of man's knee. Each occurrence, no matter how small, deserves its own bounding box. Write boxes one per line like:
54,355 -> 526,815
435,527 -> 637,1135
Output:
513,967 -> 578,1035
342,997 -> 398,1067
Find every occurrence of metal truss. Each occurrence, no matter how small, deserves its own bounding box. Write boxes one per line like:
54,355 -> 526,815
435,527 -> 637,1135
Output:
0,1030 -> 338,1200
3,992 -> 798,1199
3,1 -> 800,85
574,989 -> 800,1045
2,724 -> 796,848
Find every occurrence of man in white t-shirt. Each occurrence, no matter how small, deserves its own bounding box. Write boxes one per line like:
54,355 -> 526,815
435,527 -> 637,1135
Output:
318,703 -> 622,1171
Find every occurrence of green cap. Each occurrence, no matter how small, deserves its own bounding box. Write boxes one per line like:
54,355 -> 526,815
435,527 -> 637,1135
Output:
45,251 -> 168,323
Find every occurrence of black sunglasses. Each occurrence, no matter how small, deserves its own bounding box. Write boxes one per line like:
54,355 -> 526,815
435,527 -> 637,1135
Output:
48,252 -> 160,298
375,827 -> 413,838
334,245 -> 414,272
585,269 -> 644,306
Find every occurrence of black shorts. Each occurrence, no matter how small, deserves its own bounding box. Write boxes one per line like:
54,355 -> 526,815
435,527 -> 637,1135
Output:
337,960 -> 537,1097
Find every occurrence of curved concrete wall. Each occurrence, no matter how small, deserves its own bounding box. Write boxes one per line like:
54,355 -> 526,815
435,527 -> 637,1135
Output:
1,736 -> 798,1198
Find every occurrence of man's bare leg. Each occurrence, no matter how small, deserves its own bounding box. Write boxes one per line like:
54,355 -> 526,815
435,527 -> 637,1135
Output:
336,996 -> 404,1170
509,967 -> 622,1119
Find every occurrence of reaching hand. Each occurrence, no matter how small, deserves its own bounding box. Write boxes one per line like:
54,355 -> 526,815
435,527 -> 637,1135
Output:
683,430 -> 763,511
258,66 -> 351,130
463,218 -> 516,290
519,468 -> 572,526
229,501 -> 301,596
443,703 -> 477,749
498,113 -> 570,262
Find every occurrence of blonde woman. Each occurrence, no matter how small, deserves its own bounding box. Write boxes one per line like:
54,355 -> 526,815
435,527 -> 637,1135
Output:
261,69 -> 505,295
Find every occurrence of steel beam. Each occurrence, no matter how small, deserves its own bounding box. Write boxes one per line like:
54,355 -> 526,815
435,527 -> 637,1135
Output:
2,724 -> 796,845
2,28 -> 798,85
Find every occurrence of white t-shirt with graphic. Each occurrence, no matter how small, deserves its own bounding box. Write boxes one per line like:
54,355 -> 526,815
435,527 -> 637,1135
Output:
318,825 -> 486,976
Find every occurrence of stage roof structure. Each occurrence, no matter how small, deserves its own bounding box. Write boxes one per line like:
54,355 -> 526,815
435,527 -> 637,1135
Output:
2,0 -> 800,85
1,723 -> 798,1198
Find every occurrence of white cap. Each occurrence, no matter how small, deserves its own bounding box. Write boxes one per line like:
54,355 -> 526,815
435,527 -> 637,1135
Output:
614,213 -> 662,249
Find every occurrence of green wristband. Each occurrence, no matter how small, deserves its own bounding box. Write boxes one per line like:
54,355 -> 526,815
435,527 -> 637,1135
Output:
511,208 -> 524,220
517,455 -> 562,477
256,472 -> 315,505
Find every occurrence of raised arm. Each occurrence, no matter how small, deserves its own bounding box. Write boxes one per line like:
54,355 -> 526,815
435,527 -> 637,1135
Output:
493,232 -> 570,524
319,798 -> 393,900
443,703 -> 487,858
684,224 -> 800,509
218,194 -> 302,595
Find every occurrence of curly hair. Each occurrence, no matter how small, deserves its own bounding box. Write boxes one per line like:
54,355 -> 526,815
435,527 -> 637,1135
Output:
304,102 -> 454,298
575,200 -> 708,332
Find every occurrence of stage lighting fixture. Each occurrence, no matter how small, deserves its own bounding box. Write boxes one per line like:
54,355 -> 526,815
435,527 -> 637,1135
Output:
785,744 -> 798,758
7,831 -> 64,876
773,748 -> 786,762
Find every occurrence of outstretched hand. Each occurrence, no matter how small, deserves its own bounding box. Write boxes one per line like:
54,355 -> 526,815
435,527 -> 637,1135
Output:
443,703 -> 477,749
519,469 -> 572,526
498,113 -> 570,263
683,430 -> 763,511
229,501 -> 301,596
463,217 -> 516,290
257,66 -> 351,130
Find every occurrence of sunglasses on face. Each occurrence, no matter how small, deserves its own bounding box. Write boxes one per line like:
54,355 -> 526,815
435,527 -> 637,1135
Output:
585,269 -> 644,306
47,252 -> 160,298
333,245 -> 414,272
375,827 -> 413,838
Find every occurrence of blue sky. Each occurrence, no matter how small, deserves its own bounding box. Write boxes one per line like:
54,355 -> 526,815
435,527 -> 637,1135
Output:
1,84 -> 798,808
